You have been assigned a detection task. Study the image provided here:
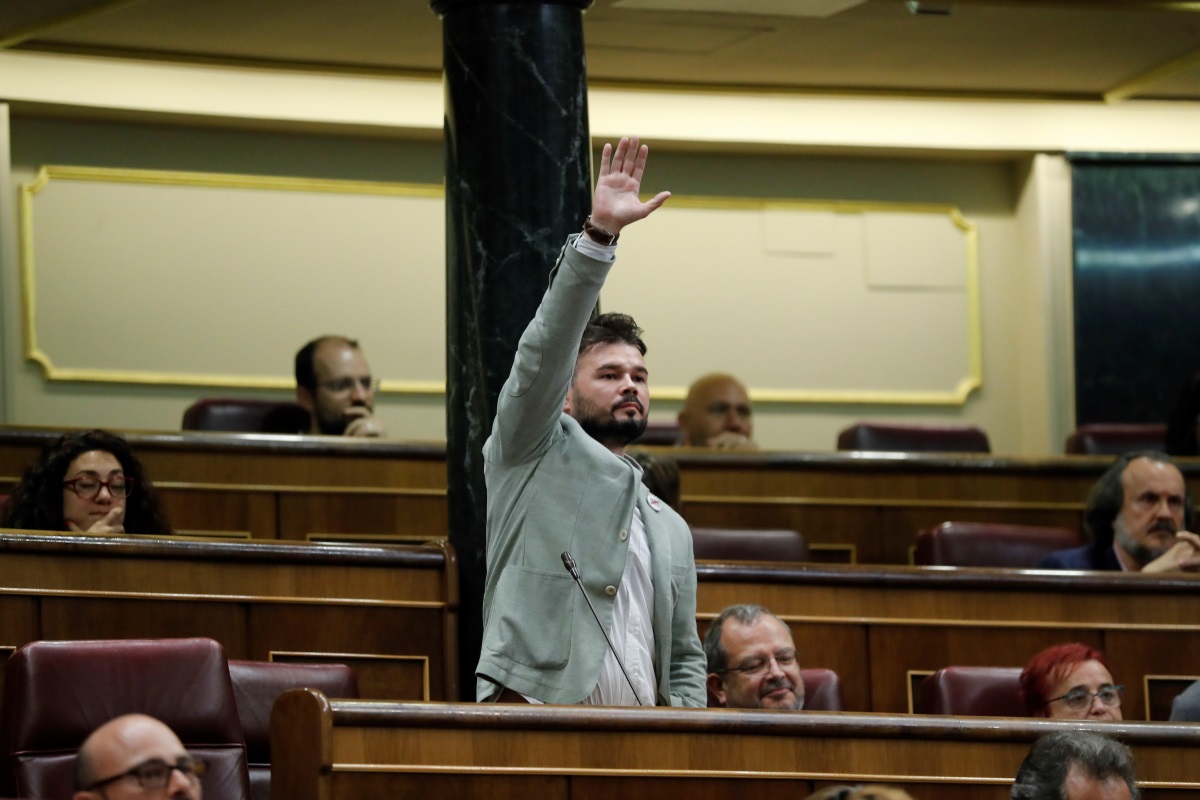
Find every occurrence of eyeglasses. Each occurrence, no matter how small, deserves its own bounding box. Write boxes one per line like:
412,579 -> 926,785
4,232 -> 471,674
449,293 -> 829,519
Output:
714,649 -> 797,677
85,755 -> 207,792
319,376 -> 379,394
1047,684 -> 1124,711
62,475 -> 136,499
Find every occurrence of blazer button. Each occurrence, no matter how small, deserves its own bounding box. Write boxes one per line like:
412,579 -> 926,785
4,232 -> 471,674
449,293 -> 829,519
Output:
604,585 -> 617,596
619,530 -> 629,542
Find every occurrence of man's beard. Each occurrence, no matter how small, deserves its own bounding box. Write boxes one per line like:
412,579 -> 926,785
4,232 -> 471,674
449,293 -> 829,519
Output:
316,400 -> 371,436
758,675 -> 805,710
570,393 -> 647,448
1113,516 -> 1176,565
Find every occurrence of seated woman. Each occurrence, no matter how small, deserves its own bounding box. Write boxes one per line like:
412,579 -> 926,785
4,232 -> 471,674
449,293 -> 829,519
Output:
1019,642 -> 1122,721
1,429 -> 173,535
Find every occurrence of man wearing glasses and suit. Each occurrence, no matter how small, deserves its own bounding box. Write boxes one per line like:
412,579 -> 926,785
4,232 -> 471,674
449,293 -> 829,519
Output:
73,714 -> 205,800
704,604 -> 806,710
294,335 -> 385,437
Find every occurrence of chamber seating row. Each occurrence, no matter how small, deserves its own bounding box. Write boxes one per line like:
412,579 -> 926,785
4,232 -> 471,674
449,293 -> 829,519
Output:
176,404 -> 1168,455
269,691 -> 1200,800
0,637 -> 357,800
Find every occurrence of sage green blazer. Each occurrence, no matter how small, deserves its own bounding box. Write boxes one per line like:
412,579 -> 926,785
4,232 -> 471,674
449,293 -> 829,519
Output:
476,236 -> 706,707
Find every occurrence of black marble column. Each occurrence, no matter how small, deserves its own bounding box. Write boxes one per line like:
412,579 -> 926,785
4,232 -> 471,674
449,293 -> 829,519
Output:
431,0 -> 594,700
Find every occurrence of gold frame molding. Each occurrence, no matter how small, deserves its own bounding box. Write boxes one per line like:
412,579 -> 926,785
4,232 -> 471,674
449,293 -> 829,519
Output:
19,164 -> 445,394
21,166 -> 981,406
638,194 -> 982,406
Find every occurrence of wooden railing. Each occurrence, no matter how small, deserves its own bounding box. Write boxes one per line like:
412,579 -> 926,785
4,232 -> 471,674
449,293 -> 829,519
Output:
697,562 -> 1200,719
269,691 -> 1200,800
3,428 -> 1163,562
0,531 -> 459,700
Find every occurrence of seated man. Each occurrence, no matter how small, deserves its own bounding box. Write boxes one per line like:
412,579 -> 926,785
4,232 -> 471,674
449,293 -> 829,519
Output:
678,373 -> 756,449
74,714 -> 204,800
294,335 -> 385,437
1011,731 -> 1139,800
1037,450 -> 1200,573
704,603 -> 804,710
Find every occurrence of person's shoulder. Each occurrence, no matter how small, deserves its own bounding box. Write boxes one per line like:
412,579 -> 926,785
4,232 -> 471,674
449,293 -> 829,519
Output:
1035,544 -> 1117,571
1035,544 -> 1092,570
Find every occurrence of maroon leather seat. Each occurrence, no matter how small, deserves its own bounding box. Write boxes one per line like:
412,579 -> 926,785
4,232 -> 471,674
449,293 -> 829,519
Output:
182,398 -> 310,434
837,422 -> 991,453
800,668 -> 844,711
690,527 -> 809,563
914,522 -> 1083,568
227,660 -> 358,800
707,668 -> 843,711
1064,423 -> 1167,455
0,638 -> 250,800
913,666 -> 1025,717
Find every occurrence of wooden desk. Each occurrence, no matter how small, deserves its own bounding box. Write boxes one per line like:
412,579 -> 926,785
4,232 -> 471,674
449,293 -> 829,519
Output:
0,429 -> 448,541
2,427 -> 1196,562
269,692 -> 1200,800
697,562 -> 1200,720
0,531 -> 459,700
674,449 -> 1129,564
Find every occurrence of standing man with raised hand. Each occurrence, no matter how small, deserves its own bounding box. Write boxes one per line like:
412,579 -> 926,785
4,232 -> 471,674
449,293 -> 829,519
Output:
476,136 -> 706,707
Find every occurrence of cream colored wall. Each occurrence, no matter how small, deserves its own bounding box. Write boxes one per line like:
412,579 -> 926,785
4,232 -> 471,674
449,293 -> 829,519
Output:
6,115 -> 1041,453
4,52 -> 1198,455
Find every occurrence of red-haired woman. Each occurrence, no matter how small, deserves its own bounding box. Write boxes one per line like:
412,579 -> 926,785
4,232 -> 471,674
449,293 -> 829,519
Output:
1019,643 -> 1122,721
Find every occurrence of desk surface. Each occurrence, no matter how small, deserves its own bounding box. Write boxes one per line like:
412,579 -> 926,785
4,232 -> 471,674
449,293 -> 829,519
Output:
0,531 -> 460,700
271,693 -> 1200,800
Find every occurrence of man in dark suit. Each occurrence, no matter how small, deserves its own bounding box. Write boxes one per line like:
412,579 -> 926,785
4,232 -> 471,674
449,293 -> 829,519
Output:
1038,450 -> 1200,573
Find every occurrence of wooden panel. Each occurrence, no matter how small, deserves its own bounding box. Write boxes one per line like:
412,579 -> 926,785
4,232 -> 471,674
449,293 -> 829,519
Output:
0,596 -> 39,643
697,563 -> 1200,716
277,493 -> 447,540
1105,632 -> 1200,724
158,487 -> 278,538
41,596 -> 251,657
869,626 -> 1103,715
249,605 -> 448,699
269,697 -> 1200,800
272,651 -> 430,702
1146,676 -> 1198,722
0,532 -> 456,701
572,777 -> 815,800
4,429 -> 1185,564
331,774 -> 566,800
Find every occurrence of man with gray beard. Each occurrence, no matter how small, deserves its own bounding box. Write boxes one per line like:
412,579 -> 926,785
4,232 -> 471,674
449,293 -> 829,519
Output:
1038,451 -> 1200,573
704,604 -> 805,710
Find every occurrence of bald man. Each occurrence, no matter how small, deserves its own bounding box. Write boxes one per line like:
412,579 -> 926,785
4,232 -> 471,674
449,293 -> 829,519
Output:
74,714 -> 204,800
678,373 -> 757,449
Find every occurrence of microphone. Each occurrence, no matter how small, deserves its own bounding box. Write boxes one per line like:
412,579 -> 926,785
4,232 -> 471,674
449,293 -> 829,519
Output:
560,551 -> 645,706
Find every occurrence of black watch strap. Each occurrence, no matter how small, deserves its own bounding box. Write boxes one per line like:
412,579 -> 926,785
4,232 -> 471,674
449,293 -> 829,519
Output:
582,216 -> 619,246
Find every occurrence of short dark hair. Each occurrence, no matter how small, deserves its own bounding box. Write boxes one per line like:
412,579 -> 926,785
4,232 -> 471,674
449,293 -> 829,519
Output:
1083,450 -> 1195,552
0,429 -> 173,536
577,313 -> 646,359
703,603 -> 783,674
295,335 -> 361,391
1011,732 -> 1139,800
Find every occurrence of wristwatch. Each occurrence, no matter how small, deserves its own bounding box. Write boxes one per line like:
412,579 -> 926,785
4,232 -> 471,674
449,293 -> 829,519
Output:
582,216 -> 619,246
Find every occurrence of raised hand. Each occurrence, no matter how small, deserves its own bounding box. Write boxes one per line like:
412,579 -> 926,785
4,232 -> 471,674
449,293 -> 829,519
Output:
587,136 -> 671,238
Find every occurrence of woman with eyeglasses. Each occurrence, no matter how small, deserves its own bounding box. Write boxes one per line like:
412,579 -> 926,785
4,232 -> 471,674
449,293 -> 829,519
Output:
1,429 -> 173,536
1019,642 -> 1123,721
